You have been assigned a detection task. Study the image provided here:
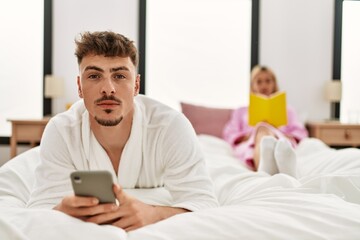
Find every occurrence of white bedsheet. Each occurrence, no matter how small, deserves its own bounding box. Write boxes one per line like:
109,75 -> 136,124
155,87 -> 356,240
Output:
1,136 -> 360,239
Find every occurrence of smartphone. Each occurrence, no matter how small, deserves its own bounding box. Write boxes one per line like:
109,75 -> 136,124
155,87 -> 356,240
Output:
70,170 -> 116,204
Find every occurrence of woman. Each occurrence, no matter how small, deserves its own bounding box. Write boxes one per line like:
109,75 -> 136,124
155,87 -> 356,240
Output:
222,65 -> 308,171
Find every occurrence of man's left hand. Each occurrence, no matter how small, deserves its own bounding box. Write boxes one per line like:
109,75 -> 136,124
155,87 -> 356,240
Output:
85,184 -> 188,231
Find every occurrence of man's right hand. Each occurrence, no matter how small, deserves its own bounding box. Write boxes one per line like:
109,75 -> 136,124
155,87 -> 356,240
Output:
54,195 -> 118,220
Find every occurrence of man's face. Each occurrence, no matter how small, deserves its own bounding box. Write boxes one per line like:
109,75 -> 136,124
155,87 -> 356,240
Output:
77,55 -> 140,126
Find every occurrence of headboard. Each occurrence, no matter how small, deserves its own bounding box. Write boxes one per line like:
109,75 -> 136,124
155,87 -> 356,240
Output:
180,102 -> 233,138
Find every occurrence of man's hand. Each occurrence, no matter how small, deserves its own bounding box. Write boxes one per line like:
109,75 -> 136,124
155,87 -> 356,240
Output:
86,184 -> 189,232
54,195 -> 117,220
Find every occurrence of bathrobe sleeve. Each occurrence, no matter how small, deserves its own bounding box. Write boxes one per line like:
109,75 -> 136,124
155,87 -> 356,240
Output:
27,119 -> 77,209
27,100 -> 91,209
159,114 -> 219,211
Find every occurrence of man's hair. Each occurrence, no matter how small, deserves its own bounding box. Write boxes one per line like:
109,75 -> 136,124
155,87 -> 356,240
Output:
74,31 -> 138,67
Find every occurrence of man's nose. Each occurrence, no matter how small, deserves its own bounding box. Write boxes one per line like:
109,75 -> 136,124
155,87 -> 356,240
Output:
101,79 -> 115,94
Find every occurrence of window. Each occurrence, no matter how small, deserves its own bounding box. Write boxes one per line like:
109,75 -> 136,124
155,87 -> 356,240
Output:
0,0 -> 44,137
340,0 -> 360,123
141,0 -> 255,110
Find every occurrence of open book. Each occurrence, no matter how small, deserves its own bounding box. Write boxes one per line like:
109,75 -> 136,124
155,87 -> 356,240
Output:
248,91 -> 287,127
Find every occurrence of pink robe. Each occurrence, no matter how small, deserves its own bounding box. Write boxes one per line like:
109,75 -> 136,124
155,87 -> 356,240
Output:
222,106 -> 308,170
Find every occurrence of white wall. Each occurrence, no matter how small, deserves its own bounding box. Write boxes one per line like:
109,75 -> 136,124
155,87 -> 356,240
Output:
260,0 -> 333,122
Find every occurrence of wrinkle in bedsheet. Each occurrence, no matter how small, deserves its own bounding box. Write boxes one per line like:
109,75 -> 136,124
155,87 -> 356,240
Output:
2,137 -> 360,239
0,207 -> 126,240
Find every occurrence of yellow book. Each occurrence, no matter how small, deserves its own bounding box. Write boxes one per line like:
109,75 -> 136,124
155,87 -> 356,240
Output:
248,91 -> 287,127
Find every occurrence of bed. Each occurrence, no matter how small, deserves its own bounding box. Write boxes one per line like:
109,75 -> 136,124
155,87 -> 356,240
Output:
1,103 -> 360,239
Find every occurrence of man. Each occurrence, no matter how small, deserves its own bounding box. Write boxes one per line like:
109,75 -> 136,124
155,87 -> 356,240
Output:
28,31 -> 218,231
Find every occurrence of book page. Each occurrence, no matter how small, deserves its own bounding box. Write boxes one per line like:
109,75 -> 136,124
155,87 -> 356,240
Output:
248,91 -> 287,127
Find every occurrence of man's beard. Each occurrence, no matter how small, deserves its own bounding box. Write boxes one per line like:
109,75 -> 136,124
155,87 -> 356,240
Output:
95,114 -> 123,126
93,95 -> 123,126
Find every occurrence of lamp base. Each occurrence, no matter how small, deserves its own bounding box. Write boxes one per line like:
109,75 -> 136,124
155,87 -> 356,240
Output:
330,102 -> 340,120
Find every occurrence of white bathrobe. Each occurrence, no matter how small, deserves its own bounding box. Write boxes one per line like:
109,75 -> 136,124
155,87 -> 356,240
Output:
27,95 -> 218,211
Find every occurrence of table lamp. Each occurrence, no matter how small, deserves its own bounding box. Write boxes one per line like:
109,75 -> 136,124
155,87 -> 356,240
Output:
325,80 -> 342,120
45,75 -> 64,116
45,75 -> 64,98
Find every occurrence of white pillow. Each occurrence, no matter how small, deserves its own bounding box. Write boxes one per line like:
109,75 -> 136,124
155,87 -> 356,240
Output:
0,147 -> 40,207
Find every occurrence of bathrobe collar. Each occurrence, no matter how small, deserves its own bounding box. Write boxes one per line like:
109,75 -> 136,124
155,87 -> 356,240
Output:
81,101 -> 143,188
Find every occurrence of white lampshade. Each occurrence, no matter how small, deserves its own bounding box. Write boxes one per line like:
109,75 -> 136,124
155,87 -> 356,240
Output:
45,75 -> 64,98
325,80 -> 342,102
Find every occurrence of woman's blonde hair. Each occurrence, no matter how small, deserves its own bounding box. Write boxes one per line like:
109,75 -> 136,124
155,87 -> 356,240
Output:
250,65 -> 279,93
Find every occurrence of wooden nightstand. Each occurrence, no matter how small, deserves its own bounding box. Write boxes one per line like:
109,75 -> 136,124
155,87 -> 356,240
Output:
7,118 -> 50,158
306,121 -> 360,147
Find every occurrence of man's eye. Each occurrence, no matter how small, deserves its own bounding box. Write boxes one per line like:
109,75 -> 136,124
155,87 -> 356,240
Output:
89,74 -> 100,79
114,74 -> 125,79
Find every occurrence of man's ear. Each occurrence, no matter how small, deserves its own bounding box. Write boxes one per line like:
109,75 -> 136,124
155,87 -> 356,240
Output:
77,76 -> 83,98
134,74 -> 141,96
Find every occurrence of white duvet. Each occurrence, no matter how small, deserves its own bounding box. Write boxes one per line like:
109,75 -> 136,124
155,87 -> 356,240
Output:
1,136 -> 360,240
